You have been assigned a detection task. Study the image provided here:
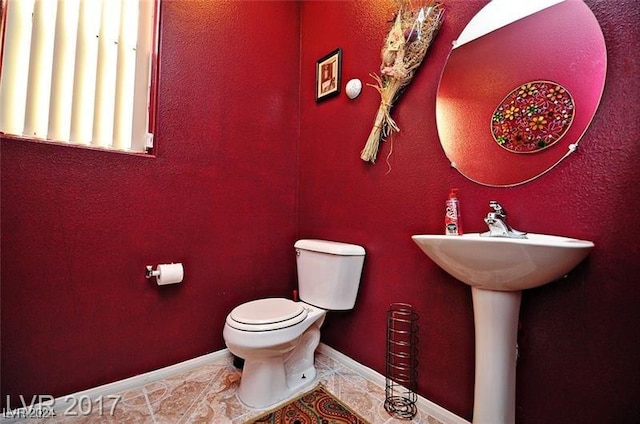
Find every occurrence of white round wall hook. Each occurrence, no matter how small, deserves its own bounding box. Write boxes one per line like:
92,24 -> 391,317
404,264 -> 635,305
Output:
345,79 -> 362,99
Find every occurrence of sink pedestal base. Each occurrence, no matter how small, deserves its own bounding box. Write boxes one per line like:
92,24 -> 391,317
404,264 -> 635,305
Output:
471,287 -> 522,424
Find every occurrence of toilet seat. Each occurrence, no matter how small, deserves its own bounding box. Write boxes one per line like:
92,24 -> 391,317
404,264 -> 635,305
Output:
226,298 -> 308,331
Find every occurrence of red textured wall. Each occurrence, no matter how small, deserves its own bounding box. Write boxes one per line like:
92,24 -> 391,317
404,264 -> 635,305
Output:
2,1 -> 640,423
300,0 -> 640,423
1,0 -> 301,406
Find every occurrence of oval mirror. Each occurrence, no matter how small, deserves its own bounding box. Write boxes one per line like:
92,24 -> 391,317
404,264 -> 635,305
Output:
436,0 -> 606,187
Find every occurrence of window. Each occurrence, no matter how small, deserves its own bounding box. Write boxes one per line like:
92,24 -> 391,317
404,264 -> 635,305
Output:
0,0 -> 159,153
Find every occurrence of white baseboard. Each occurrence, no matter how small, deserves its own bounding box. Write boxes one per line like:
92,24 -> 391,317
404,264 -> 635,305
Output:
317,343 -> 470,424
2,344 -> 467,424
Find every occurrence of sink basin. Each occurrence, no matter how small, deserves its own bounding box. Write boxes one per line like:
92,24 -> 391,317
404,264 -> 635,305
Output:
411,233 -> 594,291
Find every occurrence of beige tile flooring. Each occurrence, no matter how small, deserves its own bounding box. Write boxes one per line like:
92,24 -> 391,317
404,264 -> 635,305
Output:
15,349 -> 448,424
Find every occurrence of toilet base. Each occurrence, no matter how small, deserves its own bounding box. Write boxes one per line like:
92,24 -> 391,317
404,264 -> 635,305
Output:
238,356 -> 317,409
237,323 -> 322,409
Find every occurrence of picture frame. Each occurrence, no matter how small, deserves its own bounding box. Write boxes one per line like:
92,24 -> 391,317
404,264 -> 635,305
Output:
0,2 -> 4,37
315,48 -> 342,102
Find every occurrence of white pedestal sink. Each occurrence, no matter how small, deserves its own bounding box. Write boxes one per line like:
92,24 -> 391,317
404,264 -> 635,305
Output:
412,233 -> 594,424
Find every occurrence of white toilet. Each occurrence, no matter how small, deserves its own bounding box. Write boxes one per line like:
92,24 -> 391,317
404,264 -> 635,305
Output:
223,239 -> 365,409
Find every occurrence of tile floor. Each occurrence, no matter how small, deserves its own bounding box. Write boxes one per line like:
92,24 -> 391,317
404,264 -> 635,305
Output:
15,350 -> 446,424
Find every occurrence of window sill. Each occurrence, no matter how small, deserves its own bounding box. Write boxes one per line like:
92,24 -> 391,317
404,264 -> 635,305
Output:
0,133 -> 155,158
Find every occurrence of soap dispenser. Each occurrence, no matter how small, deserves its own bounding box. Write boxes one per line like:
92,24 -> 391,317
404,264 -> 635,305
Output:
445,189 -> 462,236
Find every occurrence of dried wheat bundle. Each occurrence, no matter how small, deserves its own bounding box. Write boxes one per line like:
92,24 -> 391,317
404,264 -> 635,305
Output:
360,1 -> 444,163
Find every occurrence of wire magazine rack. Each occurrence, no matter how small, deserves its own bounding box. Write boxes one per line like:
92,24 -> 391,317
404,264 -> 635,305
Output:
384,303 -> 419,420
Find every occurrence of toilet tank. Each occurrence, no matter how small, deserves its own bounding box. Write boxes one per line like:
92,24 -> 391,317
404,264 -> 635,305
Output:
294,239 -> 365,310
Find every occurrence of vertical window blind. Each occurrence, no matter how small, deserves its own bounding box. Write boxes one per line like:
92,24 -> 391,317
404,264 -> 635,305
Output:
0,0 -> 157,152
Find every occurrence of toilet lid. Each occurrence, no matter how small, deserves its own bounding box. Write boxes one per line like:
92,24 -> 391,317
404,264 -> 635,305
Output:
227,298 -> 308,331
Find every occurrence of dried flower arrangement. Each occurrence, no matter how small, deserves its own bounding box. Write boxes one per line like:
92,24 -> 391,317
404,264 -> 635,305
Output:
360,1 -> 445,163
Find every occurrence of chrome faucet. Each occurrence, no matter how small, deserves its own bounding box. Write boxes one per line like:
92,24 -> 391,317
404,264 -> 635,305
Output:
481,201 -> 527,238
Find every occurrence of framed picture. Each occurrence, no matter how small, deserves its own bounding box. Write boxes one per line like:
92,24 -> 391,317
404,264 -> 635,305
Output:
0,2 -> 4,36
315,48 -> 342,102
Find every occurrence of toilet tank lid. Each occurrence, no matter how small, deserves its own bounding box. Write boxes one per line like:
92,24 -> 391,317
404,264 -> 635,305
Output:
295,239 -> 365,256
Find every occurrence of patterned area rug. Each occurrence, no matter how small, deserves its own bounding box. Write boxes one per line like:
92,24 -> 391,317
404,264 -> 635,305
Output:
246,385 -> 369,424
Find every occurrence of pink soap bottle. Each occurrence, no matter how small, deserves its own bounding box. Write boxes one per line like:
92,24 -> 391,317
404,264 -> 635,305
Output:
445,189 -> 463,236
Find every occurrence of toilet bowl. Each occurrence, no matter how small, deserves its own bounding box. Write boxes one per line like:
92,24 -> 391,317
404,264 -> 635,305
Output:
223,298 -> 326,408
223,239 -> 365,409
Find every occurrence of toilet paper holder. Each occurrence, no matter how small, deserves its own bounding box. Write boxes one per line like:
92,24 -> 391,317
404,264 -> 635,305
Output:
145,265 -> 160,279
145,263 -> 184,286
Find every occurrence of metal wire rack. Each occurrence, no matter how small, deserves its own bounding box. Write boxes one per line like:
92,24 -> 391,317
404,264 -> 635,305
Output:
384,303 -> 419,420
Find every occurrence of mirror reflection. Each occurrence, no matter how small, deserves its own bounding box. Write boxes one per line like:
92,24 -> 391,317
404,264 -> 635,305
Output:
491,80 -> 575,154
436,0 -> 606,186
